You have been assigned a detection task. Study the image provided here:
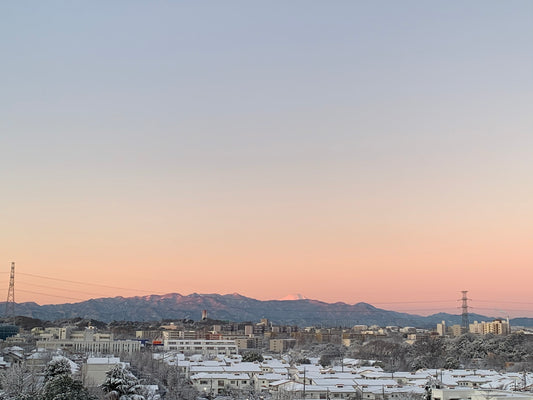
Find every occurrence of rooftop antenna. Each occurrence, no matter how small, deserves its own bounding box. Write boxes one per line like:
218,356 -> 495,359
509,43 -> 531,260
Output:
460,290 -> 469,334
5,262 -> 15,318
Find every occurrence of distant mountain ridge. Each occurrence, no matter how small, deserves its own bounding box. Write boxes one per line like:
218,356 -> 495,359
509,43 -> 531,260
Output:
3,293 -> 532,327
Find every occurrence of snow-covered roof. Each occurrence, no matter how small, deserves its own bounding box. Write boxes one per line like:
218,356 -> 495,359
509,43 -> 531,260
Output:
269,379 -> 292,387
353,378 -> 399,387
312,378 -> 357,387
190,372 -> 251,380
86,357 -> 122,364
255,373 -> 286,381
272,367 -> 290,375
224,362 -> 262,373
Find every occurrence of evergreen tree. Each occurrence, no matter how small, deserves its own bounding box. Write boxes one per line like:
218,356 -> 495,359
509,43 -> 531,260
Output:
41,357 -> 95,400
242,352 -> 264,362
41,374 -> 95,400
44,357 -> 72,382
101,364 -> 145,400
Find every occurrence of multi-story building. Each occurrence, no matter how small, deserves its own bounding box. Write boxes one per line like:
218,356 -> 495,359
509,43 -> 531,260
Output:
482,319 -> 510,335
437,321 -> 447,336
269,338 -> 296,353
450,325 -> 463,337
135,330 -> 161,340
469,319 -> 510,335
35,327 -> 140,353
163,339 -> 238,356
36,337 -> 141,353
235,337 -> 263,350
469,321 -> 484,335
190,372 -> 253,395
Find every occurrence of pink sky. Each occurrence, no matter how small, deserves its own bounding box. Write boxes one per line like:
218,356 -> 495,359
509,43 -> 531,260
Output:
2,2 -> 532,319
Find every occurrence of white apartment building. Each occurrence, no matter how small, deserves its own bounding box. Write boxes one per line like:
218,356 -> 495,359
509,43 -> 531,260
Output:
36,338 -> 141,353
190,372 -> 253,395
36,327 -> 140,353
163,339 -> 238,356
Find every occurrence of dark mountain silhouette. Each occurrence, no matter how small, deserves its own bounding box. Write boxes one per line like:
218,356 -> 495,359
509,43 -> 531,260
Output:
2,293 -> 531,327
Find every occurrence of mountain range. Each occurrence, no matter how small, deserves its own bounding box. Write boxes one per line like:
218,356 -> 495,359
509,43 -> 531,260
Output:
3,293 -> 532,328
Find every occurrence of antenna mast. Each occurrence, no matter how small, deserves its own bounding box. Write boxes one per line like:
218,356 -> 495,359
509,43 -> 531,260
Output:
5,262 -> 15,318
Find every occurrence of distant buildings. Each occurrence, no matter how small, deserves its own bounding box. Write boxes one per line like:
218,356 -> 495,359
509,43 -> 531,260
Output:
35,326 -> 141,353
471,319 -> 510,335
269,338 -> 296,353
436,319 -> 511,337
437,321 -> 447,336
163,339 -> 238,356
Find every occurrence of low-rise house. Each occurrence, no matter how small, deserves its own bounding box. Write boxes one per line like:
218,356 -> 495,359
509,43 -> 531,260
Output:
432,388 -> 533,400
253,373 -> 287,392
190,372 -> 253,395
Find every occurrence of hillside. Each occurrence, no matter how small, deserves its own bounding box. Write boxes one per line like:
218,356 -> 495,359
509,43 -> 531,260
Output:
3,293 -> 532,327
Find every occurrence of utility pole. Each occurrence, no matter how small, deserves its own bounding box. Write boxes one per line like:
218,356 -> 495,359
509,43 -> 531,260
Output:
303,368 -> 306,399
5,262 -> 15,318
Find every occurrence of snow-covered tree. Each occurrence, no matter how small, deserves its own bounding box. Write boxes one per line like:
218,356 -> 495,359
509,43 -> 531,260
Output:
0,362 -> 41,400
41,374 -> 95,400
44,357 -> 72,382
101,364 -> 145,400
41,357 -> 95,400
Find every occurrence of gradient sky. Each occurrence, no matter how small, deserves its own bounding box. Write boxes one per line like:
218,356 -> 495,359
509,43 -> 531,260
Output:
1,1 -> 532,318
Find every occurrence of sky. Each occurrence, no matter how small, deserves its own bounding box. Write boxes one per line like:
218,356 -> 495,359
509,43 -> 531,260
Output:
1,1 -> 532,318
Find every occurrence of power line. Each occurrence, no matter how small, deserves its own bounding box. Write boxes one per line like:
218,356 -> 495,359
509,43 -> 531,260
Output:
17,272 -> 155,293
17,289 -> 86,302
377,301 -> 455,304
470,307 -> 531,313
6,271 -> 533,317
472,300 -> 533,305
17,280 -> 111,297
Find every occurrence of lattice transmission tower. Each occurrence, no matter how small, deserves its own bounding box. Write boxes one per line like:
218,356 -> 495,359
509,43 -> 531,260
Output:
460,290 -> 469,333
5,262 -> 15,318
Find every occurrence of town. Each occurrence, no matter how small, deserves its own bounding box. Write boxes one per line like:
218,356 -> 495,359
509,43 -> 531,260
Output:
0,312 -> 531,399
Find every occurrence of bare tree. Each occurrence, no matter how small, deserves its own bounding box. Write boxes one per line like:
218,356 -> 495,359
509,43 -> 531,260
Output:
0,362 -> 42,400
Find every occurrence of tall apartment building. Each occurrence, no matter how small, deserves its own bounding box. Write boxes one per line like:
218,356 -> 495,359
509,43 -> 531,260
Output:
482,319 -> 510,335
437,321 -> 447,336
469,319 -> 510,335
450,325 -> 463,337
